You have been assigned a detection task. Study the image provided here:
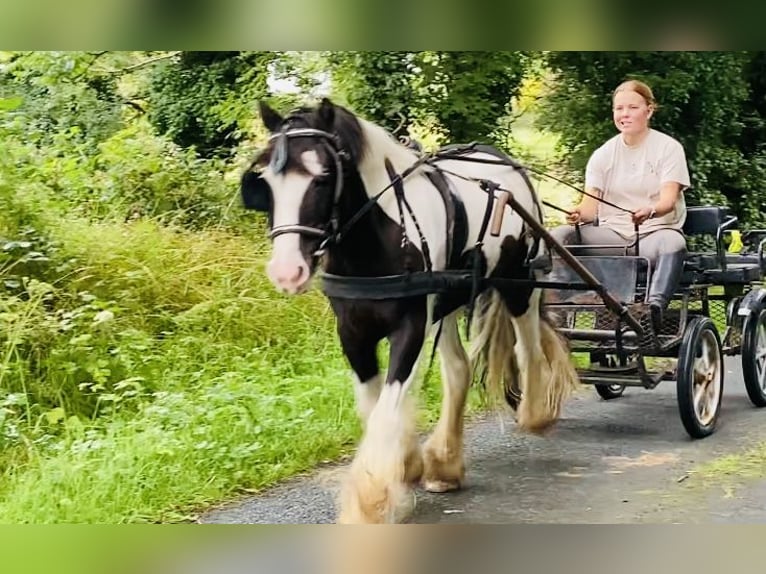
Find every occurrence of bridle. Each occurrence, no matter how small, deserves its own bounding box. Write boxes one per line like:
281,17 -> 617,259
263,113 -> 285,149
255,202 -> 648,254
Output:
261,123 -> 428,261
265,125 -> 347,254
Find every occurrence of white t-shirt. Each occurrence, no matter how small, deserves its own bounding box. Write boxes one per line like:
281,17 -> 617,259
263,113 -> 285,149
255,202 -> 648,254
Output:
585,129 -> 691,238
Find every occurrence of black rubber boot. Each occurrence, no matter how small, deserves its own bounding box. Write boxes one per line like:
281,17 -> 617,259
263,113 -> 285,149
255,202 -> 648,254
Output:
647,251 -> 686,332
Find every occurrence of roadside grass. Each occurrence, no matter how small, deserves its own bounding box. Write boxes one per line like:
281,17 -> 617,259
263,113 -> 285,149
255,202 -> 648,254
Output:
693,442 -> 766,483
0,350 -> 360,523
0,217 -> 361,522
679,441 -> 766,502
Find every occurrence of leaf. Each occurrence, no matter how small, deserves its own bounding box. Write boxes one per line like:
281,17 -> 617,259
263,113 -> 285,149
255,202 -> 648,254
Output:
0,97 -> 23,112
45,407 -> 66,425
2,241 -> 32,252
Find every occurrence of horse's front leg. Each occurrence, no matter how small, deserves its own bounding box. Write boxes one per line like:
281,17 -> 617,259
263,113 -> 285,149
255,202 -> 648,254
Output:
338,331 -> 382,426
422,311 -> 468,492
338,301 -> 427,524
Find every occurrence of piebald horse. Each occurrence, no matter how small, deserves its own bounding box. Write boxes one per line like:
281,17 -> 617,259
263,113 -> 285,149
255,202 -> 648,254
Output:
241,98 -> 578,523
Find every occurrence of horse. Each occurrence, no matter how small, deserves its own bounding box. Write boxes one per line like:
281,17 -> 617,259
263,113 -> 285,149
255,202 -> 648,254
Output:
240,97 -> 579,524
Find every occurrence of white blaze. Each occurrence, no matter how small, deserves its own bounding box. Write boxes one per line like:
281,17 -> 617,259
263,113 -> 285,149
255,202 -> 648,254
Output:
264,150 -> 326,293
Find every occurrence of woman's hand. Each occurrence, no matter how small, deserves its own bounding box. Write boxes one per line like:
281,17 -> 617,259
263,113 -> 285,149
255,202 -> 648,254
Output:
566,207 -> 583,225
632,206 -> 656,225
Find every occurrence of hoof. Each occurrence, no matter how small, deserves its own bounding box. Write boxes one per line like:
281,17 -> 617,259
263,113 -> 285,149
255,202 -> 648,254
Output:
423,478 -> 462,493
517,416 -> 557,436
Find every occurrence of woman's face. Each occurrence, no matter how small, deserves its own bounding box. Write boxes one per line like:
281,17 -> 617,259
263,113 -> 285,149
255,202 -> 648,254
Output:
612,89 -> 653,137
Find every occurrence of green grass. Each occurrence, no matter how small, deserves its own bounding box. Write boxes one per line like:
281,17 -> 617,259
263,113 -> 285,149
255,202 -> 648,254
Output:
0,218 -> 359,522
693,441 -> 766,483
0,351 -> 359,523
678,441 -> 766,502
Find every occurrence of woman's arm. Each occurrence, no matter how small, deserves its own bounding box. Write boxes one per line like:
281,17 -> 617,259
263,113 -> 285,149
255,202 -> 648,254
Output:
632,181 -> 683,224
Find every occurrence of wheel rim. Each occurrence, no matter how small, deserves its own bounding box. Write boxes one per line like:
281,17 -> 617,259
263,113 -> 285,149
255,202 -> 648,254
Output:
692,329 -> 722,426
608,384 -> 624,392
754,314 -> 766,394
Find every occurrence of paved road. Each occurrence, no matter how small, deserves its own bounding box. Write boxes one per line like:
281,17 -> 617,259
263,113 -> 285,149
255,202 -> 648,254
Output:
200,357 -> 766,524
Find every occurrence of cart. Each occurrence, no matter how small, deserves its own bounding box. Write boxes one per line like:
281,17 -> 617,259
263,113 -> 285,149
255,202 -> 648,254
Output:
542,206 -> 766,438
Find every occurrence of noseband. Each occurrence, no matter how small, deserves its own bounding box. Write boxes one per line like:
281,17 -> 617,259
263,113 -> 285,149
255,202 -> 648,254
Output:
266,127 -> 346,255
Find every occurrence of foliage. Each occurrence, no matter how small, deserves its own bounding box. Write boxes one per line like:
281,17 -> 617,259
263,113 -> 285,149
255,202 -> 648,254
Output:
416,51 -> 527,145
327,51 -> 527,146
0,52 -> 126,152
326,51 -> 420,136
147,51 -> 274,158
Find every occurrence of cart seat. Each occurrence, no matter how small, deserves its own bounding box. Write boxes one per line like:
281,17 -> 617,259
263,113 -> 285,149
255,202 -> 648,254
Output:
681,205 -> 763,285
682,206 -> 733,236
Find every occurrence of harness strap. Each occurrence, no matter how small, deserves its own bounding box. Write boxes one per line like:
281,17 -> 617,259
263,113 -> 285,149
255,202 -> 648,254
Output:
385,158 -> 432,272
334,153 -> 433,243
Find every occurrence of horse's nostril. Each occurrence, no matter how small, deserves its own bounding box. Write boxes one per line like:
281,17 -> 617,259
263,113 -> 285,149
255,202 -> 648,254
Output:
268,260 -> 309,290
281,266 -> 302,284
295,264 -> 307,284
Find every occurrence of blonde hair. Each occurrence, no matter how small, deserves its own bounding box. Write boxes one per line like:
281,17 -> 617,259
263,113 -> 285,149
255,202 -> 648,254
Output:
613,79 -> 657,108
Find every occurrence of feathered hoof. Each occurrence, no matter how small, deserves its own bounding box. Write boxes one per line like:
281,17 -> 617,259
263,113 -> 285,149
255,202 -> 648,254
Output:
337,474 -> 416,524
421,444 -> 465,493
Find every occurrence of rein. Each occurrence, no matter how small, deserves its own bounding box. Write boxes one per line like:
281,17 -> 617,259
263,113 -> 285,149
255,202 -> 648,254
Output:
431,146 -> 634,215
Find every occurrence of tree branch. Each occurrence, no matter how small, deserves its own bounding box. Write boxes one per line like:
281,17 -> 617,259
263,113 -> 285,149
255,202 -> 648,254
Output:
112,52 -> 182,75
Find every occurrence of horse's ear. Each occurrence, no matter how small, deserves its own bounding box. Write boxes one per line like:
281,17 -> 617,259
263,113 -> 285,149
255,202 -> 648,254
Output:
317,98 -> 335,129
259,101 -> 283,133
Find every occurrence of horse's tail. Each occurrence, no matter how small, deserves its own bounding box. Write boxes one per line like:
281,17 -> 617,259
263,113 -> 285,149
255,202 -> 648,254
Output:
469,289 -> 579,430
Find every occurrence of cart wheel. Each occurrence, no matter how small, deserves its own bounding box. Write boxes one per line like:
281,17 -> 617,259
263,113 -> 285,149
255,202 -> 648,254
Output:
677,316 -> 723,438
742,307 -> 766,407
595,384 -> 626,400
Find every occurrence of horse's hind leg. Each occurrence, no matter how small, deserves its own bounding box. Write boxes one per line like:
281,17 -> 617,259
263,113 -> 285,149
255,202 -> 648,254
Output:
512,290 -> 578,432
338,311 -> 426,524
422,311 -> 468,492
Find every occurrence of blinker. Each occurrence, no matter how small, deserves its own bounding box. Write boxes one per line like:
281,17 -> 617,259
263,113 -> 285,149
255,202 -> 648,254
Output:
270,132 -> 288,174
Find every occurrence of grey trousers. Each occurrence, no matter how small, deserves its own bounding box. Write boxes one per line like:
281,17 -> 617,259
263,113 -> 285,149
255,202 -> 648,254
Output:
547,223 -> 686,265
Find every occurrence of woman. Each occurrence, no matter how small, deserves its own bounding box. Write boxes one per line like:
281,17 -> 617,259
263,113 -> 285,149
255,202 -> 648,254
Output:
549,79 -> 691,329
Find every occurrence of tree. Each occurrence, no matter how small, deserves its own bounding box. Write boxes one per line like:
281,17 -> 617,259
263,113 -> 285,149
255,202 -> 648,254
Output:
417,51 -> 527,144
0,51 -> 125,150
327,51 -> 420,136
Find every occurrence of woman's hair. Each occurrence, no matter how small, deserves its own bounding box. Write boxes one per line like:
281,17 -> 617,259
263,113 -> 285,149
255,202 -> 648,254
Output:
613,79 -> 657,107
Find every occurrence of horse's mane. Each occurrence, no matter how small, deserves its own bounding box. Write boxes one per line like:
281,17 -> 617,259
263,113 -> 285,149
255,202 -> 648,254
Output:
311,102 -> 418,171
353,116 -> 420,170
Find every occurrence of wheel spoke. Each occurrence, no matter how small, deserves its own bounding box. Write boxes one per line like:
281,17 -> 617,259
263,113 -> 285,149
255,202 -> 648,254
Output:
693,380 -> 705,415
680,320 -> 723,434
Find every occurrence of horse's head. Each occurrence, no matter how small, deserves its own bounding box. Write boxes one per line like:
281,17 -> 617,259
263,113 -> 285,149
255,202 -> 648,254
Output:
241,98 -> 365,294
